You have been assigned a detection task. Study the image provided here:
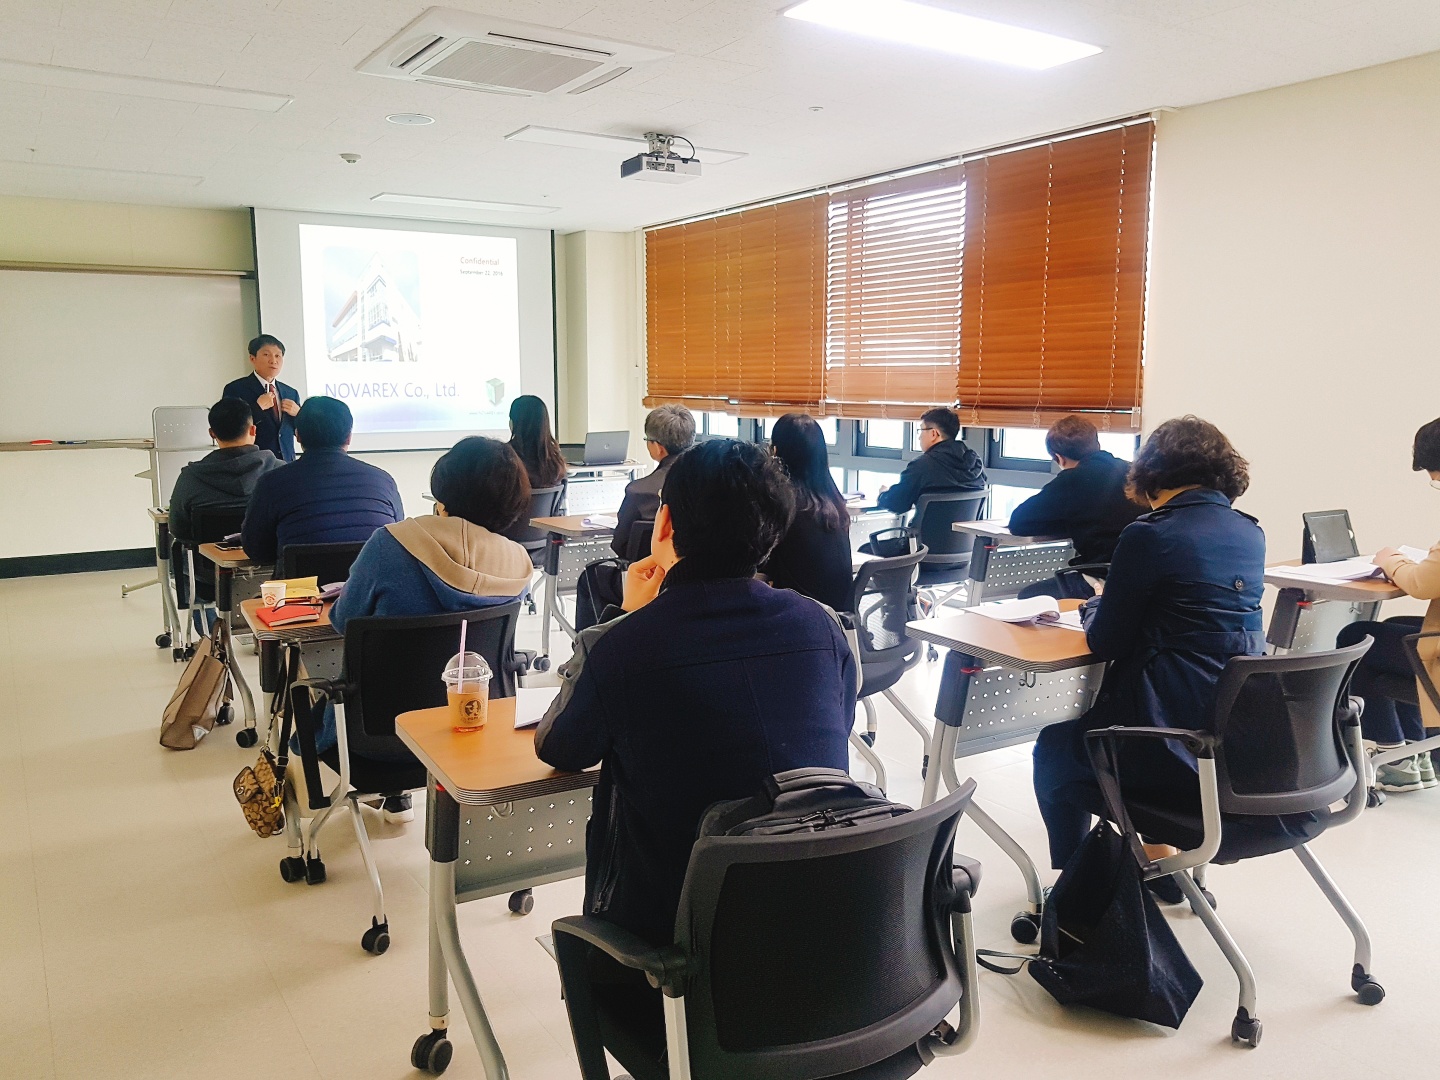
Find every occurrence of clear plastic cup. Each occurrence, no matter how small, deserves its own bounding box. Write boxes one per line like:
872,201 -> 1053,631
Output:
443,651 -> 492,732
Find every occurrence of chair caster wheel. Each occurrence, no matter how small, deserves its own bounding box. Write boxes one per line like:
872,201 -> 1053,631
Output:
235,726 -> 258,748
1010,911 -> 1041,945
361,918 -> 390,955
927,645 -> 939,662
508,889 -> 534,916
1366,787 -> 1385,808
1352,965 -> 1385,1005
860,731 -> 876,748
533,655 -> 551,673
216,704 -> 234,726
305,857 -> 326,885
1231,1009 -> 1262,1047
920,755 -> 929,780
156,633 -> 172,648
172,648 -> 186,662
1197,887 -> 1217,910
279,856 -> 306,883
411,1030 -> 453,1075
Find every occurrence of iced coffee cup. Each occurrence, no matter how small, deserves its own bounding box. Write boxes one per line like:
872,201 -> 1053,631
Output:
443,651 -> 492,732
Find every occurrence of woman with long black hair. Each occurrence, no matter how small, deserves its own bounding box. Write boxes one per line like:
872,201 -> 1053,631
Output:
508,394 -> 567,490
762,412 -> 855,611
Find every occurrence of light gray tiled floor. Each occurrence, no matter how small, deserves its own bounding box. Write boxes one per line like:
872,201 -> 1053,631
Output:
2,569 -> 1436,1079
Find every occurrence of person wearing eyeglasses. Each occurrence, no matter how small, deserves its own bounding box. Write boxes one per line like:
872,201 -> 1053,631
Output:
874,406 -> 986,514
1337,418 -> 1440,793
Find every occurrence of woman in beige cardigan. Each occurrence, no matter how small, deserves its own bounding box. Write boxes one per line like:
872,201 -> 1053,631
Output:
1338,418 -> 1440,793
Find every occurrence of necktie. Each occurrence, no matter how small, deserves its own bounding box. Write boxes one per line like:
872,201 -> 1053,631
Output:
268,382 -> 281,423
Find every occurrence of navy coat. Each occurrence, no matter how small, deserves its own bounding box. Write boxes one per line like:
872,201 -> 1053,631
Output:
1078,487 -> 1266,774
240,448 -> 403,565
223,374 -> 300,462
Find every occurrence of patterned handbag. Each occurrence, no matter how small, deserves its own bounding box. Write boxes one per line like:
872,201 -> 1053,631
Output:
233,652 -> 296,838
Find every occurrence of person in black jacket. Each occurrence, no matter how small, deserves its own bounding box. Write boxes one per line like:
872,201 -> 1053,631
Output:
876,406 -> 986,514
537,438 -> 856,946
1009,416 -> 1140,565
762,412 -> 855,611
222,334 -> 301,462
168,398 -> 280,542
240,397 -> 403,565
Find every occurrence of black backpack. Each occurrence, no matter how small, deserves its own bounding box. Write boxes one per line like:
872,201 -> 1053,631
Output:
699,768 -> 911,838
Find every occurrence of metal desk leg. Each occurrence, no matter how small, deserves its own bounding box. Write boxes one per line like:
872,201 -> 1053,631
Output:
540,569 -> 557,658
217,567 -> 256,730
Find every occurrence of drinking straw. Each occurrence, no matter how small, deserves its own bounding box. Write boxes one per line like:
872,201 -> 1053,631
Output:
457,619 -> 468,694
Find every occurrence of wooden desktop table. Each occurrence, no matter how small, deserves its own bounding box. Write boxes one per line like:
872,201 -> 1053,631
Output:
196,543 -> 271,743
396,702 -> 598,1079
530,514 -> 617,666
951,520 -> 1076,606
907,600 -> 1103,940
1263,559 -> 1405,652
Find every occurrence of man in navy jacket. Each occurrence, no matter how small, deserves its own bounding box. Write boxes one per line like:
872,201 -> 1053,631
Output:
224,334 -> 301,462
536,439 -> 857,946
241,396 -> 403,565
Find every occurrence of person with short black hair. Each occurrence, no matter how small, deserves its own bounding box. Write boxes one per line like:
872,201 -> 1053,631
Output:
240,396 -> 403,565
1032,416 -> 1271,900
1008,415 -> 1143,573
875,406 -> 985,514
762,412 -> 856,611
1338,417 -> 1440,793
223,334 -> 302,462
167,398 -> 280,542
537,437 -> 856,945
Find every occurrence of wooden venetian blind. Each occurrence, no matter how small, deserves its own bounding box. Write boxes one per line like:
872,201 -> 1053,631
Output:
958,120 -> 1154,431
644,195 -> 826,415
822,167 -> 965,419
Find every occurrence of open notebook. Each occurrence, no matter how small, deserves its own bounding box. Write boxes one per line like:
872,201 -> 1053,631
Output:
1267,546 -> 1429,586
969,596 -> 1086,631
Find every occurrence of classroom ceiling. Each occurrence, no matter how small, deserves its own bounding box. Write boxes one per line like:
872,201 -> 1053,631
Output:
3,0 -> 1440,234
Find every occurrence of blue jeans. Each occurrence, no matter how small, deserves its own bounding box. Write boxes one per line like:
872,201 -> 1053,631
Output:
1338,617 -> 1425,744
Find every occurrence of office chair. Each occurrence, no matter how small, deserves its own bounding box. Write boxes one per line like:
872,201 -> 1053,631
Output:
503,483 -> 566,613
850,544 -> 935,781
1085,638 -> 1381,1047
622,519 -> 655,563
552,780 -> 982,1080
571,520 -> 656,634
278,541 -> 366,587
285,601 -> 530,954
175,504 -> 248,660
903,490 -> 989,618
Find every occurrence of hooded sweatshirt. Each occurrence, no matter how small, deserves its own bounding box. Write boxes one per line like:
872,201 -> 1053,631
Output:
875,438 -> 987,515
168,444 -> 281,541
330,514 -> 534,634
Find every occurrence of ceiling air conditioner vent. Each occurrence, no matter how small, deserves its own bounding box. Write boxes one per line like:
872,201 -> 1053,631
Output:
358,8 -> 669,97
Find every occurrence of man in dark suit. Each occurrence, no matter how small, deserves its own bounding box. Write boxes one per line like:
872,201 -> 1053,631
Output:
241,396 -> 403,565
1009,415 -> 1142,567
223,334 -> 301,462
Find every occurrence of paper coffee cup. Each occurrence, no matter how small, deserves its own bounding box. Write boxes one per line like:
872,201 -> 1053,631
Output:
260,581 -> 286,607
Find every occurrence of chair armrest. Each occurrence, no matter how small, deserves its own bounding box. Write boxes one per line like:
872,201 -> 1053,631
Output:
1084,725 -> 1216,757
952,855 -> 982,904
1330,695 -> 1371,828
552,916 -> 689,997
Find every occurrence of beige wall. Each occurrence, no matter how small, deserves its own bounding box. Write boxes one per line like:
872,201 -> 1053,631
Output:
1145,49 -> 1440,571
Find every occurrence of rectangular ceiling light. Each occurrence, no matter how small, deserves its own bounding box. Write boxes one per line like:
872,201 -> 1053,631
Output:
505,126 -> 746,164
371,192 -> 558,214
0,59 -> 292,112
783,0 -> 1101,70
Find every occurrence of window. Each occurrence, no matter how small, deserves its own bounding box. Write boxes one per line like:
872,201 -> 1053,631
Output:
830,465 -> 847,493
861,419 -> 906,452
703,412 -> 739,438
856,469 -> 898,503
1099,431 -> 1139,461
1000,428 -> 1049,461
989,483 -> 1040,523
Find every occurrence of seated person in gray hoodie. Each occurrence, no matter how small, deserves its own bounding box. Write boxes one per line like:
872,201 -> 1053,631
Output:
168,397 -> 280,542
322,436 -> 537,821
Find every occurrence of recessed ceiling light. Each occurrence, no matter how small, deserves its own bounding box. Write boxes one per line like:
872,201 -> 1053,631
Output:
0,59 -> 291,111
782,0 -> 1101,70
504,126 -> 746,165
386,113 -> 435,126
371,192 -> 558,214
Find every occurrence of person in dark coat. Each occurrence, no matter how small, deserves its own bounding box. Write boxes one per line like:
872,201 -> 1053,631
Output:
241,396 -> 403,565
223,334 -> 301,462
168,398 -> 280,542
875,406 -> 986,514
1032,416 -> 1268,890
1009,415 -> 1142,566
536,438 -> 857,946
762,412 -> 855,612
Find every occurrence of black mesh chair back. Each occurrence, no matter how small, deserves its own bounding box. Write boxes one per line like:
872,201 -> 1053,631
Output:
672,780 -> 976,1079
340,602 -> 521,758
1208,640 -> 1370,817
912,490 -> 987,569
178,505 -> 249,602
851,547 -> 927,698
278,541 -> 365,587
623,519 -> 655,563
502,484 -> 567,567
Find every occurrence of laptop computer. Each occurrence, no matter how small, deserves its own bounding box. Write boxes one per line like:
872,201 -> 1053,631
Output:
565,430 -> 629,466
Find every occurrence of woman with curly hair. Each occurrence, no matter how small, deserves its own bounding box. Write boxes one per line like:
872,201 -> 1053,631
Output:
1032,415 -> 1271,897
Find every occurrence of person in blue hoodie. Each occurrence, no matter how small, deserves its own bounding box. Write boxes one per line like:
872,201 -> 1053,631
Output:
319,436 -> 536,821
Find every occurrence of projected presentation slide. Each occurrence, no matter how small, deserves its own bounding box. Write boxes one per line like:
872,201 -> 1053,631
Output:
297,224 -> 521,434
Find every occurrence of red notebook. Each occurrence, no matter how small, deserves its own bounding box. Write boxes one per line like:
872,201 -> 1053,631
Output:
254,602 -> 323,628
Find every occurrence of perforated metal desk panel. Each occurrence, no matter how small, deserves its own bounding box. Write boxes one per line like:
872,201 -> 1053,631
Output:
1263,562 -> 1404,653
953,521 -> 1075,605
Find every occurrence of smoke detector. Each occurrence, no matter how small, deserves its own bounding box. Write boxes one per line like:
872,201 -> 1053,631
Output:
357,8 -> 670,97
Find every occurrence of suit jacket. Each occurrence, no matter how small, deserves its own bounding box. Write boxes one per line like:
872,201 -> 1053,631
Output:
875,439 -> 986,514
223,374 -> 300,462
611,455 -> 674,558
1376,542 -> 1440,729
535,556 -> 857,945
240,448 -> 403,565
1007,450 -> 1143,565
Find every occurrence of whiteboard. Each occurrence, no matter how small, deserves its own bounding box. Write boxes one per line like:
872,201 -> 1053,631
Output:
0,270 -> 249,442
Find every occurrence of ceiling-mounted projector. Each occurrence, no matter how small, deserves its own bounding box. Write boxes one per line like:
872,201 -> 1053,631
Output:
621,132 -> 701,183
